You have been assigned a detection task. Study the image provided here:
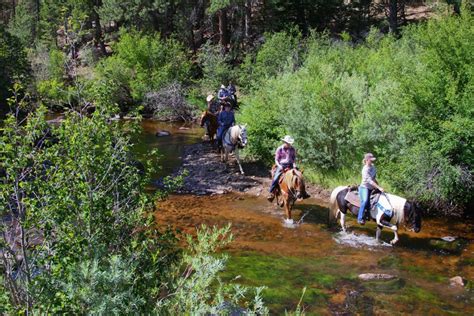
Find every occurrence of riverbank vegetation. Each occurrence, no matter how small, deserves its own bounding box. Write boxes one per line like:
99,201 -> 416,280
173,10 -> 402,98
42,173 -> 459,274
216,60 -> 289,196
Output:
239,8 -> 473,216
0,0 -> 472,311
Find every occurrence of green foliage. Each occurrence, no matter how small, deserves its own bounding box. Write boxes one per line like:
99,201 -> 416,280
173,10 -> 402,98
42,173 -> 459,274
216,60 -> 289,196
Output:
240,12 -> 474,214
7,0 -> 37,47
0,100 -> 179,313
239,30 -> 302,92
94,29 -> 191,109
197,42 -> 233,93
0,27 -> 30,113
158,224 -> 269,315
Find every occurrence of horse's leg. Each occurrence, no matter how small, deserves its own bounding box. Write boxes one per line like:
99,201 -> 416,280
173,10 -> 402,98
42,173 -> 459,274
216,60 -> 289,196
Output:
376,225 -> 382,242
283,196 -> 291,220
235,148 -> 244,174
390,226 -> 399,245
340,211 -> 346,232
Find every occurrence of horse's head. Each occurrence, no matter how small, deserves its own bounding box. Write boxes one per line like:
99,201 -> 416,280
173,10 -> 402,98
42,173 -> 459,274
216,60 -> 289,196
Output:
291,169 -> 308,200
404,201 -> 422,233
237,125 -> 248,148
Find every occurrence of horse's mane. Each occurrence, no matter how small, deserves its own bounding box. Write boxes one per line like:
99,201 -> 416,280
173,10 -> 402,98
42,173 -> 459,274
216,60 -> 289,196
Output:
282,169 -> 305,193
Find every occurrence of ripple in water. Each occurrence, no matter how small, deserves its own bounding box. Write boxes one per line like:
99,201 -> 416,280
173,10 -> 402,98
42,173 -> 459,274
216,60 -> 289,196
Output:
334,231 -> 392,249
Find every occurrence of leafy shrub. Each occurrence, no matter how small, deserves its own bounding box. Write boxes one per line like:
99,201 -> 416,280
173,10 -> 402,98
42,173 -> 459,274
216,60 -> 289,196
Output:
197,42 -> 233,93
240,11 -> 473,214
239,30 -> 302,92
0,27 -> 30,113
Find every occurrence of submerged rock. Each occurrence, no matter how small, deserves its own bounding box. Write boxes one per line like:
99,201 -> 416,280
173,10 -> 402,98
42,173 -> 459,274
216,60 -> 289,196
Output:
156,130 -> 171,137
449,276 -> 466,287
441,236 -> 457,242
358,273 -> 397,281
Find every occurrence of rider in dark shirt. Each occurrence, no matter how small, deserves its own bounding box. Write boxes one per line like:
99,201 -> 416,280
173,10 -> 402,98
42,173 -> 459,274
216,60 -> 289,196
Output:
217,102 -> 235,148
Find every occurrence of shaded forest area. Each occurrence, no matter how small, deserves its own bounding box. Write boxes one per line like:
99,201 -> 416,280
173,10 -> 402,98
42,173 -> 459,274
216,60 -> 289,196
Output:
0,1 -> 456,112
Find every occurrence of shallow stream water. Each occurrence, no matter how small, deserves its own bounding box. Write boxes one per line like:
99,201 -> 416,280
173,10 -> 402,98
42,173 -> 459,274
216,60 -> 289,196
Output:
136,120 -> 473,315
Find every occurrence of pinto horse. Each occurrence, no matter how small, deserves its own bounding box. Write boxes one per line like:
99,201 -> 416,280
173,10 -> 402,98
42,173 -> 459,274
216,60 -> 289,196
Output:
221,125 -> 247,174
272,167 -> 310,221
329,186 -> 422,245
200,111 -> 218,144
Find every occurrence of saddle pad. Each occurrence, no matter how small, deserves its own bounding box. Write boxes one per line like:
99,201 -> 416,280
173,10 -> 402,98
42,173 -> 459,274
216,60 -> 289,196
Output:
344,190 -> 360,208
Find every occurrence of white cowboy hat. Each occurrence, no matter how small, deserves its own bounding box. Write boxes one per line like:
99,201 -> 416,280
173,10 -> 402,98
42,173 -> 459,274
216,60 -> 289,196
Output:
206,94 -> 214,102
220,84 -> 226,89
281,135 -> 294,144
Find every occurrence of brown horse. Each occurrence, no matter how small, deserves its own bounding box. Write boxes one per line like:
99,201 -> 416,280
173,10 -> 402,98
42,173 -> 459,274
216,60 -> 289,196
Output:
272,167 -> 310,221
200,111 -> 218,144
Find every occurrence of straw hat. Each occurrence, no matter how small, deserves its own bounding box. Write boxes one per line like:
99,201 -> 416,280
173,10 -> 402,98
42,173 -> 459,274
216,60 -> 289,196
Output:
206,94 -> 214,102
281,135 -> 294,144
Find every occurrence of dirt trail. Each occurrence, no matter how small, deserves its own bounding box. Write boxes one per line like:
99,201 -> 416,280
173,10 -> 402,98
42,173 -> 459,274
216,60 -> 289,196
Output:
175,142 -> 331,201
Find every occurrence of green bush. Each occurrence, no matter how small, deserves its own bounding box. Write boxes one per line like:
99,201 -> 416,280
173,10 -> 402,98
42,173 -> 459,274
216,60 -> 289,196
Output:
0,27 -> 30,114
240,11 -> 473,214
94,29 -> 191,110
239,30 -> 302,92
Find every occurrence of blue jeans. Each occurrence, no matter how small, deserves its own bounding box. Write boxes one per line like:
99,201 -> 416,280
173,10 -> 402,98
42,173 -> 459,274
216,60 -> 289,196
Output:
269,166 -> 284,193
358,186 -> 370,222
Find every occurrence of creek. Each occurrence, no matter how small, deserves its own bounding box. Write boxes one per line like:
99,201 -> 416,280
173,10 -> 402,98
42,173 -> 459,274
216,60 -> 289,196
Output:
135,119 -> 473,315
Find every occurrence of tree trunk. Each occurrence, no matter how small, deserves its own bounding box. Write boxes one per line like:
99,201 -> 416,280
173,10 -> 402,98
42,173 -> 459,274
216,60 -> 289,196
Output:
296,0 -> 308,36
244,0 -> 251,41
91,7 -> 106,56
388,0 -> 398,34
218,8 -> 229,50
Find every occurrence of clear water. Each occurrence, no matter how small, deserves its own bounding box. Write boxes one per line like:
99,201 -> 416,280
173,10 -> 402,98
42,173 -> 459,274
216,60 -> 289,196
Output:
125,121 -> 473,314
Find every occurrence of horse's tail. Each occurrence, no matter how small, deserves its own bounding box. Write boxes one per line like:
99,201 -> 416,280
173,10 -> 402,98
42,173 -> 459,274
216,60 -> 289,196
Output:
328,186 -> 346,225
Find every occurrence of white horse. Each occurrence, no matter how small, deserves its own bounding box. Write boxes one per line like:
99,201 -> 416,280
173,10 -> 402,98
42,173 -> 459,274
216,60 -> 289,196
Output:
329,186 -> 422,245
221,125 -> 248,174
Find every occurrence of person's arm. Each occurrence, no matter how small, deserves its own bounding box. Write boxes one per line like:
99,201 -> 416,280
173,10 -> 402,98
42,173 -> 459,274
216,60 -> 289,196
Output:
362,167 -> 384,191
275,148 -> 282,168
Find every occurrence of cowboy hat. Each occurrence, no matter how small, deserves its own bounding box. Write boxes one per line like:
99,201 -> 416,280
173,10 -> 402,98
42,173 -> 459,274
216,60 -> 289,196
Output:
206,94 -> 214,102
281,135 -> 294,144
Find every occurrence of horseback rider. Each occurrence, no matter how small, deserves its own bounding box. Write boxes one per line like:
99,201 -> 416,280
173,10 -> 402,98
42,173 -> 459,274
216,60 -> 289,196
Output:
358,153 -> 385,225
267,135 -> 296,202
217,102 -> 235,148
218,84 -> 230,102
202,94 -> 219,137
206,94 -> 220,115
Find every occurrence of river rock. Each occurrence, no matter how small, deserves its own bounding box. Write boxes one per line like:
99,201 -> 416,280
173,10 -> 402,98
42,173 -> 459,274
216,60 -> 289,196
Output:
358,273 -> 397,281
441,236 -> 457,242
449,276 -> 465,287
429,238 -> 468,254
156,130 -> 171,137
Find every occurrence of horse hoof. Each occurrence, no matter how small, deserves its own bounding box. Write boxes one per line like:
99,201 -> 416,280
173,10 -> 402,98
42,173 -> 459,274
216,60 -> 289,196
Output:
390,239 -> 398,245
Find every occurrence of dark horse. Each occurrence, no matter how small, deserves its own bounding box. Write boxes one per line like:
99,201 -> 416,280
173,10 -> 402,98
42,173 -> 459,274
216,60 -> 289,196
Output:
200,111 -> 218,145
329,186 -> 421,245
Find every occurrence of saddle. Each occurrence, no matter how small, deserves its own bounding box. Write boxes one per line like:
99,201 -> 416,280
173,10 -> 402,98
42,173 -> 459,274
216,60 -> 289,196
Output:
344,187 -> 381,214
